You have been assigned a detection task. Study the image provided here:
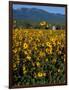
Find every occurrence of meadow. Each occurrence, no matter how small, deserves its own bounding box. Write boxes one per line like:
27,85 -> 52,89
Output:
12,29 -> 66,86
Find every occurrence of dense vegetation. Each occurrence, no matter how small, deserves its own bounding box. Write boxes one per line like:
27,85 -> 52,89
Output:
12,29 -> 66,86
13,20 -> 65,30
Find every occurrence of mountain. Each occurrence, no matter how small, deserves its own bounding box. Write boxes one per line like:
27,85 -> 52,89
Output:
13,8 -> 65,25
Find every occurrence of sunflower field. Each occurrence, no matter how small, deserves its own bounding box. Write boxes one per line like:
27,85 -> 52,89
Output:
12,29 -> 66,86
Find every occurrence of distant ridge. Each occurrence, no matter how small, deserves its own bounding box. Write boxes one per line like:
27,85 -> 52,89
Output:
13,7 -> 65,25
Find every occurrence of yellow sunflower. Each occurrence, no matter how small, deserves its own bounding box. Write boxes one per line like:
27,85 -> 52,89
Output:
37,72 -> 46,77
23,43 -> 28,49
37,72 -> 43,77
46,47 -> 52,54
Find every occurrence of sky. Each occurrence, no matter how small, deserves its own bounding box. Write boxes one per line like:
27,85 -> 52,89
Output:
13,4 -> 65,15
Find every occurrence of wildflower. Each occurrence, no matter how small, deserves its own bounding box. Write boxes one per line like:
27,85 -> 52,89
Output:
23,70 -> 27,74
34,47 -> 38,50
45,58 -> 48,62
43,72 -> 46,77
13,63 -> 16,68
23,43 -> 28,49
36,38 -> 40,42
37,72 -> 46,77
37,57 -> 40,61
40,21 -> 46,26
64,54 -> 66,62
51,38 -> 56,46
19,35 -> 23,40
24,51 -> 28,55
64,58 -> 66,62
23,66 -> 26,71
39,51 -> 45,57
32,62 -> 35,66
26,55 -> 31,61
34,73 -> 37,78
46,42 -> 51,47
24,30 -> 28,34
58,69 -> 60,72
42,43 -> 44,47
28,49 -> 31,54
58,51 -> 62,55
36,62 -> 40,67
39,31 -> 42,34
16,60 -> 19,64
37,72 -> 43,77
16,42 -> 19,47
13,48 -> 17,53
57,41 -> 61,45
52,58 -> 56,64
46,47 -> 52,54
23,66 -> 27,74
